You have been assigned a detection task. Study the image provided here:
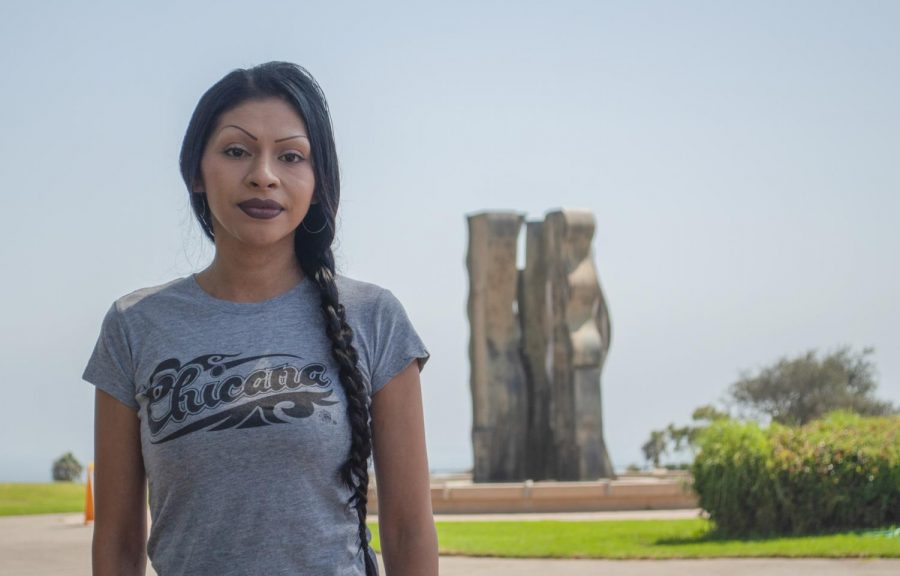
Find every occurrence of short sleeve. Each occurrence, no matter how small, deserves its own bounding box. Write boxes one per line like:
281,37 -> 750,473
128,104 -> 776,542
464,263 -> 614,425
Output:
369,289 -> 430,396
82,302 -> 139,410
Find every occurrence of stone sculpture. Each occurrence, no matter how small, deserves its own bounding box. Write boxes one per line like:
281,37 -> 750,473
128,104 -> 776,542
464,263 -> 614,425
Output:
542,209 -> 614,480
466,208 -> 614,482
519,220 -> 552,480
466,212 -> 529,482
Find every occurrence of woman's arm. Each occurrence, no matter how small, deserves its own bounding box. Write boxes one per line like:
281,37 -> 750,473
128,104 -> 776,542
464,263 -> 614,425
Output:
371,360 -> 439,576
92,388 -> 148,576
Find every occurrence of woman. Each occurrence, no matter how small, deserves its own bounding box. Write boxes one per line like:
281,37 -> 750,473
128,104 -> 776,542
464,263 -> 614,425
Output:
83,61 -> 438,576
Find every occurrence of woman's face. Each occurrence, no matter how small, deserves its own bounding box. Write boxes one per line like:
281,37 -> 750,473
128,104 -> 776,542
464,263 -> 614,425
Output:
198,97 -> 316,251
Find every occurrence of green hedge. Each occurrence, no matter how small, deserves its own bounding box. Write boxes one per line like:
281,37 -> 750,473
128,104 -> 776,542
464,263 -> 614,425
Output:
691,410 -> 899,537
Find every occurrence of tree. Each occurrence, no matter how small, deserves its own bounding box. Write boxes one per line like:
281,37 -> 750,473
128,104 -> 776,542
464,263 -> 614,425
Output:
728,346 -> 897,426
668,404 -> 730,457
641,430 -> 668,468
642,404 -> 730,468
52,452 -> 83,482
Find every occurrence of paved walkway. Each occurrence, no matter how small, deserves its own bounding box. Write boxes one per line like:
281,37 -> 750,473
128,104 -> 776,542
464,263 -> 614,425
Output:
1,512 -> 898,576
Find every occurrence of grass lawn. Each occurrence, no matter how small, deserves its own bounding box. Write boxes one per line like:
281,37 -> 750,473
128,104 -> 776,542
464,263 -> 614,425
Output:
369,519 -> 900,559
3,483 -> 897,558
0,483 -> 86,516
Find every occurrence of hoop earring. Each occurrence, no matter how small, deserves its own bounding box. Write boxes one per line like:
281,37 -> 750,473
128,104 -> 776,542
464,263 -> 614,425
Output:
301,205 -> 329,234
200,197 -> 215,237
302,217 -> 328,234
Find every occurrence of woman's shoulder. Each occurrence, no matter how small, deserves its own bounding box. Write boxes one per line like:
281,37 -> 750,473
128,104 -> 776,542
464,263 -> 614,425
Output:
334,273 -> 392,309
109,275 -> 191,315
333,273 -> 417,331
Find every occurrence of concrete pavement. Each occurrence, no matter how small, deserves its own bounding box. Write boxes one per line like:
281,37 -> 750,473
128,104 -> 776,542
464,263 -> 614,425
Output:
438,557 -> 900,575
1,512 -> 898,576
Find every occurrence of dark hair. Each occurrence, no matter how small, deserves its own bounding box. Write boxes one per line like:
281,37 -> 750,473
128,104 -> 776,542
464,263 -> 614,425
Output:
179,62 -> 377,576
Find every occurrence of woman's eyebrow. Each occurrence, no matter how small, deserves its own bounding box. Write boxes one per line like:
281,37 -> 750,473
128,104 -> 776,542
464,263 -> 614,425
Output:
275,134 -> 309,142
218,125 -> 309,143
220,124 -> 257,140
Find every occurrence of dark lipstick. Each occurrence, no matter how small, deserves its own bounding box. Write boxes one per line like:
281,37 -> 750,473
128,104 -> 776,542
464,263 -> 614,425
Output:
238,198 -> 283,220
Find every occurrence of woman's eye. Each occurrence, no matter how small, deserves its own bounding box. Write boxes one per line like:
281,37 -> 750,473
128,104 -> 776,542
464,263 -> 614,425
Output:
224,147 -> 248,158
281,152 -> 304,163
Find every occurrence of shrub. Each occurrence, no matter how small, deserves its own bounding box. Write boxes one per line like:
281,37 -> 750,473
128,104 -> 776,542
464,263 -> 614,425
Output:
52,452 -> 83,482
691,411 -> 899,537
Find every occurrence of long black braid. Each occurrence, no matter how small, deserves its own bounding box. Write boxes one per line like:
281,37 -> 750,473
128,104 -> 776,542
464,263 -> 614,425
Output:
295,228 -> 378,576
180,61 -> 379,575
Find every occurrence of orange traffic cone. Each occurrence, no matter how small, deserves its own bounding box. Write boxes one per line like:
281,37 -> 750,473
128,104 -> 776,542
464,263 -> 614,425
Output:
84,462 -> 94,525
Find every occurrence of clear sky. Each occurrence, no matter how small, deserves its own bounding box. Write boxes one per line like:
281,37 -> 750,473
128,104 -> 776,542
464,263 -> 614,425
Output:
1,0 -> 898,481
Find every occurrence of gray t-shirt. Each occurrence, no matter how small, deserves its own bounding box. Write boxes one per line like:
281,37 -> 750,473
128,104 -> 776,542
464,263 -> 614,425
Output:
82,273 -> 430,576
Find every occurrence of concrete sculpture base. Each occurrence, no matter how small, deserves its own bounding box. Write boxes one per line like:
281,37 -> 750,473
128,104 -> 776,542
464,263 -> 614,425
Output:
368,472 -> 698,514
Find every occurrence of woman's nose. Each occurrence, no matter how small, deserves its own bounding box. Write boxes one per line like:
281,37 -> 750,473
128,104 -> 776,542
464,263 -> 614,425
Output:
246,156 -> 279,189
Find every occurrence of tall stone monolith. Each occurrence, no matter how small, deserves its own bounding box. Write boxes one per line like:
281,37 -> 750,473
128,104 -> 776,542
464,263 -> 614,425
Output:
543,209 -> 614,480
466,211 -> 528,482
519,220 -> 554,479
